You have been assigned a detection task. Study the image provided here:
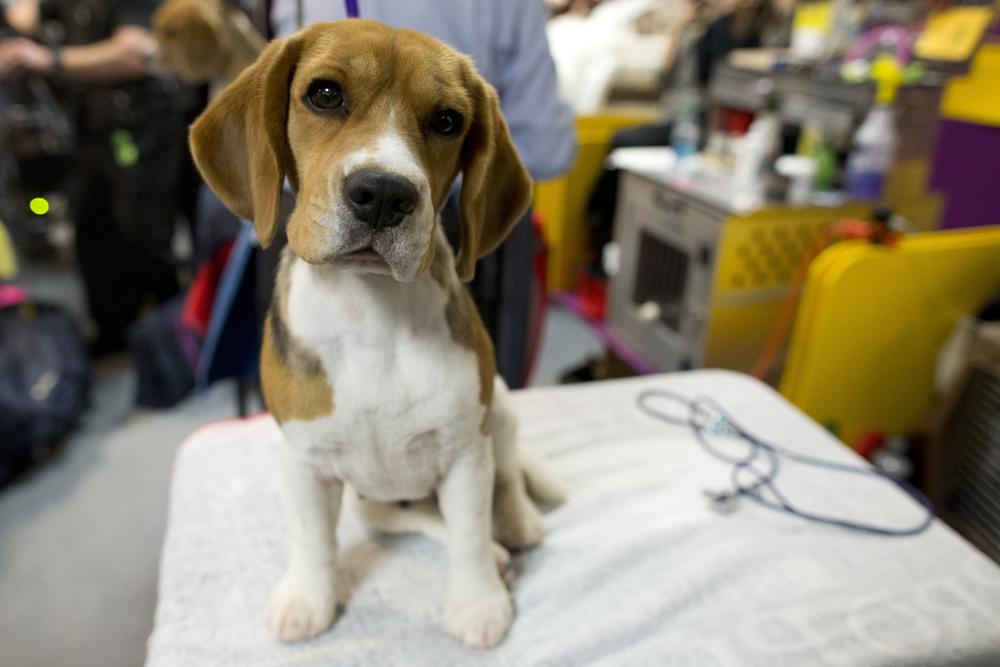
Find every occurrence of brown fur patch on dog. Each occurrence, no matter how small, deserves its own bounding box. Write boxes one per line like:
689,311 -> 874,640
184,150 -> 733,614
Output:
429,231 -> 495,418
260,250 -> 333,423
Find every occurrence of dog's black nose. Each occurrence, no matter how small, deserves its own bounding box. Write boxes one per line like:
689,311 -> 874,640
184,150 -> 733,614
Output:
344,169 -> 418,231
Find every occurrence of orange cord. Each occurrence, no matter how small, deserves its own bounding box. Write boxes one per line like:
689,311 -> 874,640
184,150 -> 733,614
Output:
750,219 -> 899,381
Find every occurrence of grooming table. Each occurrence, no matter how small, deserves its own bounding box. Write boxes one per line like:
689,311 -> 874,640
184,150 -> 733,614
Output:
147,371 -> 1000,666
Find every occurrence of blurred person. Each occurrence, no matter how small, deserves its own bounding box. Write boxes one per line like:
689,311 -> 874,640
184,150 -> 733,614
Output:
619,0 -> 715,151
585,0 -> 793,276
697,0 -> 792,88
0,0 -> 184,355
266,0 -> 578,388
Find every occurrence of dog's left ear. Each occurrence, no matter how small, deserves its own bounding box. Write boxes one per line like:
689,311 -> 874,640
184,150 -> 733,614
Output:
189,34 -> 303,247
456,65 -> 533,282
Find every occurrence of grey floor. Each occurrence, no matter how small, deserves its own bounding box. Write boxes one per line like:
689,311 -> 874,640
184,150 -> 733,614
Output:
0,254 -> 604,667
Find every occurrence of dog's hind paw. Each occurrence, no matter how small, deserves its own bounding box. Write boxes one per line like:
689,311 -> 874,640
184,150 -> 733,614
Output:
269,574 -> 337,642
444,586 -> 514,648
492,541 -> 511,568
494,490 -> 544,551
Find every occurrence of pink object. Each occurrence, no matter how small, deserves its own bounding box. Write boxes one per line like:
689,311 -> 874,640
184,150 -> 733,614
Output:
845,26 -> 914,66
553,290 -> 660,375
0,284 -> 27,308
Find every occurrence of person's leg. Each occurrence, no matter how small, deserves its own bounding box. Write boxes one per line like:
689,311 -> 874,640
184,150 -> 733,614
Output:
441,197 -> 532,389
113,107 -> 182,311
177,85 -> 210,246
71,137 -> 131,348
494,213 -> 533,388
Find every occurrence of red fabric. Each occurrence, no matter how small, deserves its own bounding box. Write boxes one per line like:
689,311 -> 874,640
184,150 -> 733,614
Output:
522,214 -> 549,385
576,272 -> 607,320
855,431 -> 886,459
182,241 -> 234,337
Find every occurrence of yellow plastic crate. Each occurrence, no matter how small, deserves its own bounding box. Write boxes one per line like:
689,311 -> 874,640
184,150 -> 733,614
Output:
702,203 -> 869,378
781,225 -> 1000,445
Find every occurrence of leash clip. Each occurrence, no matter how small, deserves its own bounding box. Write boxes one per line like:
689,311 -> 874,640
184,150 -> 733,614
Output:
704,489 -> 739,514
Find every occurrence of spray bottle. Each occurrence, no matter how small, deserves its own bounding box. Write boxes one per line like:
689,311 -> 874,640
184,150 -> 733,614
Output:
844,54 -> 903,200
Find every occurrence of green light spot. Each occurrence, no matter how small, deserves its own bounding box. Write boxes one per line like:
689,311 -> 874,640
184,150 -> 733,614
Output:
29,197 -> 50,216
110,129 -> 140,168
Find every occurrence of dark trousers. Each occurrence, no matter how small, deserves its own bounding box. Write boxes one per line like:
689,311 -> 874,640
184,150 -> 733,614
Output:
441,197 -> 533,389
586,122 -> 672,273
72,109 -> 183,342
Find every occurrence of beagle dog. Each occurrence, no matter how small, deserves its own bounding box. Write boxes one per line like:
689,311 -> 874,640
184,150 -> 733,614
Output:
153,0 -> 265,88
189,20 -> 566,649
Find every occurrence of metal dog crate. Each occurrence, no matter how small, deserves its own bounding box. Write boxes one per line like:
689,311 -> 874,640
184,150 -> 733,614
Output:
608,170 -> 867,378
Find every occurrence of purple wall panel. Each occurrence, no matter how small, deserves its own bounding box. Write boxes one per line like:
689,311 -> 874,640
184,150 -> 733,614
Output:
930,119 -> 1000,230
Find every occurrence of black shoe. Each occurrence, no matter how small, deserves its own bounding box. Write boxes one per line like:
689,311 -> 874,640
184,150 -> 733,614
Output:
559,358 -> 598,384
87,333 -> 128,359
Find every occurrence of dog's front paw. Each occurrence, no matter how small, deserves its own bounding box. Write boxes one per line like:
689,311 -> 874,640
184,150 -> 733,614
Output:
444,585 -> 513,648
269,572 -> 337,642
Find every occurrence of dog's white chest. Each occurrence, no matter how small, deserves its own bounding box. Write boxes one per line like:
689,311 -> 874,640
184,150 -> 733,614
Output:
281,259 -> 484,501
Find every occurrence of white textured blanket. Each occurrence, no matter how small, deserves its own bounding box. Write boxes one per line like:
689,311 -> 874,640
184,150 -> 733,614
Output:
147,371 -> 1000,666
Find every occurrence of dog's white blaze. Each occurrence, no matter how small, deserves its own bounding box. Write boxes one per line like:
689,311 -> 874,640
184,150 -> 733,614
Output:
340,110 -> 428,188
282,255 -> 485,501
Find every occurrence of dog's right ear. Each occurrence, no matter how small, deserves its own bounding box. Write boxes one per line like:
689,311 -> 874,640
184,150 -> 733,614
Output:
189,35 -> 303,247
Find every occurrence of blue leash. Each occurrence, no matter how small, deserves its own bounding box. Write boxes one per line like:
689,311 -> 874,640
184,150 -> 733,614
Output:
636,389 -> 935,536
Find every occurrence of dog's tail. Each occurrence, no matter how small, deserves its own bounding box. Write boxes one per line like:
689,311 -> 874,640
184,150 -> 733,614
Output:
520,447 -> 568,508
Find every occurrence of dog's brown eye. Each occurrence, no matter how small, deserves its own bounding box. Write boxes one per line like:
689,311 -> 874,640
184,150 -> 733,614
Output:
305,80 -> 344,113
429,110 -> 462,137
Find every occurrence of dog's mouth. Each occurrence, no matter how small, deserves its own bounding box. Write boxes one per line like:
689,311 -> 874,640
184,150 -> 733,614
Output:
344,247 -> 381,261
337,246 -> 392,273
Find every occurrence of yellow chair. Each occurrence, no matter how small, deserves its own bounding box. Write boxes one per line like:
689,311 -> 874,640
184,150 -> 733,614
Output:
780,225 -> 1000,446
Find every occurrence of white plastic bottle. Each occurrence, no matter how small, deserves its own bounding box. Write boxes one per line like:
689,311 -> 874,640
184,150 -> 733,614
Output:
844,54 -> 903,200
731,96 -> 780,204
844,105 -> 896,200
